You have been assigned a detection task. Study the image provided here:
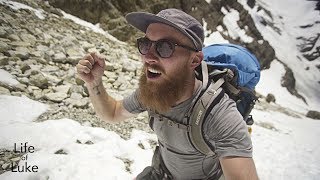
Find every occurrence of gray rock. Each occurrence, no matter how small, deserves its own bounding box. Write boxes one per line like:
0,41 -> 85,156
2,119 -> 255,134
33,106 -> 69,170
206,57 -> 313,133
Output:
105,61 -> 115,71
80,41 -> 94,51
4,57 -> 20,64
17,76 -> 29,84
75,77 -> 85,85
20,33 -> 37,45
8,41 -> 31,47
34,57 -> 47,64
66,47 -> 84,57
45,92 -> 68,102
7,34 -> 20,41
54,149 -> 68,155
119,84 -> 127,91
20,63 -> 31,73
65,47 -> 85,64
113,75 -> 127,89
104,71 -> 117,79
30,73 -> 49,89
85,140 -> 94,145
30,50 -> 43,57
0,28 -> 7,38
52,52 -> 66,63
33,89 -> 43,100
0,86 -> 10,95
70,92 -> 83,100
69,85 -> 85,95
41,65 -> 60,72
0,56 -> 9,65
266,93 -> 276,103
66,55 -> 82,65
53,84 -> 71,94
10,157 -> 21,162
24,69 -> 40,77
11,83 -> 27,92
12,91 -> 25,97
8,47 -> 30,60
44,73 -> 63,85
60,35 -> 77,47
65,93 -> 89,108
42,33 -> 53,44
2,163 -> 10,170
306,110 -> 320,120
27,85 -> 40,93
37,44 -> 50,52
0,41 -> 10,53
122,60 -> 138,72
0,37 -> 10,43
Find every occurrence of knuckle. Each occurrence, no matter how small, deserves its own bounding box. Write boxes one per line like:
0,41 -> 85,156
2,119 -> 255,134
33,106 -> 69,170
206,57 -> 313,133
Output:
85,60 -> 91,66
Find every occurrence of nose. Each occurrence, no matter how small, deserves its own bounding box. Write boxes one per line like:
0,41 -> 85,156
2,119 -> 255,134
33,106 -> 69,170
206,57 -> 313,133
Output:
143,45 -> 159,64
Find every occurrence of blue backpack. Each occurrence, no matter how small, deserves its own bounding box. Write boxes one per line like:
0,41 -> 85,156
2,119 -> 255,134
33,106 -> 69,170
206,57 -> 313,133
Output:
189,44 -> 261,155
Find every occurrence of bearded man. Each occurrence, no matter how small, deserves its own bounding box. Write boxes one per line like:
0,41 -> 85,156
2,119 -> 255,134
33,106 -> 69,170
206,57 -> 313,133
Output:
76,8 -> 258,180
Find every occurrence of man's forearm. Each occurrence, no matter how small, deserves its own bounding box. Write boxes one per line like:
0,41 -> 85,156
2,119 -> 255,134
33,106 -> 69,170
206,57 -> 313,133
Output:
220,157 -> 259,180
87,81 -> 118,122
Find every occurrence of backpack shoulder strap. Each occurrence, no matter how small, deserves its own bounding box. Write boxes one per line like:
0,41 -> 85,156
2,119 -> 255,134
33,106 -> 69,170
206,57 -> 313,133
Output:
188,61 -> 225,156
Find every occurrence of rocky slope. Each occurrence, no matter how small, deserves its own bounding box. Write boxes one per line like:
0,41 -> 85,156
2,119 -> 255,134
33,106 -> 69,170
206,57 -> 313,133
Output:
0,0 -> 151,139
46,0 -> 320,105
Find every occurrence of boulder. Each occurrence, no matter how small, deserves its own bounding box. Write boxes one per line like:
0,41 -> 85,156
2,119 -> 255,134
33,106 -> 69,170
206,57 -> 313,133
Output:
266,93 -> 276,103
306,110 -> 320,120
45,92 -> 68,102
29,73 -> 49,89
0,86 -> 10,95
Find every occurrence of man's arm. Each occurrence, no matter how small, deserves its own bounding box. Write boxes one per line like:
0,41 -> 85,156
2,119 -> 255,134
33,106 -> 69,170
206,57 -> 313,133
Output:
203,94 -> 258,180
220,156 -> 258,180
87,81 -> 135,122
76,52 -> 135,123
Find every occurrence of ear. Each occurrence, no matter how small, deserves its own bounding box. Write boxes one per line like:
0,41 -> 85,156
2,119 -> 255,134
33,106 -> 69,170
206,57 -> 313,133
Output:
190,51 -> 203,69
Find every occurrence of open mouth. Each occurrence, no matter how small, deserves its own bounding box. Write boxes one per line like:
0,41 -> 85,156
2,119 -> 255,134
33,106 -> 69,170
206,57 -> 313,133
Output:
147,68 -> 162,79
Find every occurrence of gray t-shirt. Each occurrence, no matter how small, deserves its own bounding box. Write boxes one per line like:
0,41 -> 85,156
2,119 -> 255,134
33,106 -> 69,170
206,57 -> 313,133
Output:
123,85 -> 252,179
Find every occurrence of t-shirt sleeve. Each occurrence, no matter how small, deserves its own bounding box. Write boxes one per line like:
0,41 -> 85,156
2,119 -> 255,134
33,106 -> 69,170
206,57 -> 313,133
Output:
122,90 -> 146,114
203,94 -> 253,158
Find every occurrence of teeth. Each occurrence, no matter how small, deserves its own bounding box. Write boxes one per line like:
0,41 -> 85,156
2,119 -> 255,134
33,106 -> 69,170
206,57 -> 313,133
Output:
148,68 -> 161,74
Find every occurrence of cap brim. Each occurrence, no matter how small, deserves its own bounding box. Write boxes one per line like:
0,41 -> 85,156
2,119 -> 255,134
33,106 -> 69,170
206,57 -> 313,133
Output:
125,12 -> 199,50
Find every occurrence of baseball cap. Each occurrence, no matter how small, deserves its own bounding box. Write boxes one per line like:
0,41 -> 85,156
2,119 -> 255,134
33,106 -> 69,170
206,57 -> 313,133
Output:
125,8 -> 204,51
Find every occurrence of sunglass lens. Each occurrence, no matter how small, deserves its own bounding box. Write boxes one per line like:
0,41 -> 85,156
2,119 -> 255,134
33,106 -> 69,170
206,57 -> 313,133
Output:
156,41 -> 174,58
137,38 -> 151,55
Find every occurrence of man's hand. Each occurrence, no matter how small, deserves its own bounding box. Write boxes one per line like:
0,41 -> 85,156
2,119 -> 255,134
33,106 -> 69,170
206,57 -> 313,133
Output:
76,52 -> 105,87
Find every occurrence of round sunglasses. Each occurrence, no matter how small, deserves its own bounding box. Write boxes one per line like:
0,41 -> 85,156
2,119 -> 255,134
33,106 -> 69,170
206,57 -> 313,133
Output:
137,37 -> 198,58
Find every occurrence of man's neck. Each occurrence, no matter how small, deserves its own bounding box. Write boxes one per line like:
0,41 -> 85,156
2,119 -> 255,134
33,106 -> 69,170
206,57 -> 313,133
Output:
175,77 -> 201,105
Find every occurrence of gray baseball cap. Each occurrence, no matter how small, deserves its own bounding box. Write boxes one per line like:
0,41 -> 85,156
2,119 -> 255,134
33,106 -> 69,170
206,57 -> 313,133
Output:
125,8 -> 204,51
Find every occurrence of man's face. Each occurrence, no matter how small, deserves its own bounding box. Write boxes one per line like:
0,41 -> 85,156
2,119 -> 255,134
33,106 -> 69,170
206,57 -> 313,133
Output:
138,23 -> 196,113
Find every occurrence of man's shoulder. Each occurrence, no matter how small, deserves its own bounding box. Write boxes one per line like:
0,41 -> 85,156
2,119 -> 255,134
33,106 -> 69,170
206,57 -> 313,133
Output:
202,92 -> 245,133
123,90 -> 146,114
208,92 -> 239,119
201,92 -> 252,158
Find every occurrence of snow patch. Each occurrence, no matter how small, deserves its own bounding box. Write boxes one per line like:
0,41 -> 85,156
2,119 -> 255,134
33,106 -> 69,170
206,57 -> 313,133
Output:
203,19 -> 229,46
0,95 -> 154,179
0,0 -> 45,19
221,7 -> 254,43
255,60 -> 309,113
61,11 -> 124,44
0,69 -> 20,86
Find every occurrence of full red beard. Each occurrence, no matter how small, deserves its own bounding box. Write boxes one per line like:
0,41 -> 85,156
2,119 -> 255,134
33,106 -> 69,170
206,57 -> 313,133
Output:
138,62 -> 191,114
